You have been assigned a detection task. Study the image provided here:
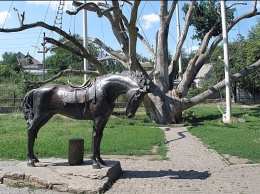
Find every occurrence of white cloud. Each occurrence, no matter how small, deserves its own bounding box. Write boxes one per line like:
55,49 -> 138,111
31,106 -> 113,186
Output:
142,13 -> 159,30
0,11 -> 11,25
184,45 -> 199,53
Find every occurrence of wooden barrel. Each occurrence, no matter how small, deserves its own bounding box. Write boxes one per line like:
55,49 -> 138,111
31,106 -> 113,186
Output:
68,138 -> 84,165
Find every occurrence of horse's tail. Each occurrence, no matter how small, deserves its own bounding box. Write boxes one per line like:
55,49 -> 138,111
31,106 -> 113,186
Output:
23,89 -> 36,126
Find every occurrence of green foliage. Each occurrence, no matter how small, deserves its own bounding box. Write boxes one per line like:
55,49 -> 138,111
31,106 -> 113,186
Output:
182,0 -> 235,41
0,65 -> 15,79
105,60 -> 127,73
184,104 -> 260,163
246,18 -> 260,65
0,52 -> 20,72
209,25 -> 260,93
187,87 -> 204,98
45,34 -> 99,73
19,73 -> 43,95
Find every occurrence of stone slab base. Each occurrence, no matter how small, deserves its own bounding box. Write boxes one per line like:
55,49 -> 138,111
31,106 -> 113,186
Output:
0,158 -> 122,193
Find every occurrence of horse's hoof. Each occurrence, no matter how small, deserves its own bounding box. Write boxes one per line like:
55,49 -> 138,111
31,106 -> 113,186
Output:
27,162 -> 35,167
92,164 -> 101,169
32,158 -> 39,163
97,159 -> 106,166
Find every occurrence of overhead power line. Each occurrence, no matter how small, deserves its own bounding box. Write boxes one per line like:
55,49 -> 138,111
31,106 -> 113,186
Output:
2,1 -> 13,28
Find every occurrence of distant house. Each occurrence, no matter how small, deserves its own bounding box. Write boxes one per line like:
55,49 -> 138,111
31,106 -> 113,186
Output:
140,61 -> 153,76
16,52 -> 46,76
193,63 -> 213,88
140,61 -> 153,71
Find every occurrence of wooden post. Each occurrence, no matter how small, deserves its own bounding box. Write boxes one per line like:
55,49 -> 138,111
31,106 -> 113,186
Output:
68,138 -> 84,165
13,91 -> 16,106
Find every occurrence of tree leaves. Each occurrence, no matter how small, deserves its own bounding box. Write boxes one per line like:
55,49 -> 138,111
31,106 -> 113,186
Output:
182,0 -> 235,41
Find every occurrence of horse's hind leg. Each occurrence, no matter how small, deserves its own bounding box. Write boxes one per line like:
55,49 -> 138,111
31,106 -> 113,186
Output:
27,113 -> 53,167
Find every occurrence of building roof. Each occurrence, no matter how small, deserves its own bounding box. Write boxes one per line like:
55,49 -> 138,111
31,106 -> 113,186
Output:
140,62 -> 153,68
196,63 -> 213,78
22,53 -> 42,65
16,52 -> 42,70
16,51 -> 25,59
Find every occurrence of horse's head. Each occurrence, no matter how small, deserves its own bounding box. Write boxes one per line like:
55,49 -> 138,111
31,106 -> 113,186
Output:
125,72 -> 151,118
125,88 -> 146,118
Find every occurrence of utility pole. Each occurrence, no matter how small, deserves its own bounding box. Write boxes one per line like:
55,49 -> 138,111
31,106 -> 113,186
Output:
37,32 -> 47,81
83,0 -> 89,81
220,1 -> 231,123
42,32 -> 46,81
176,2 -> 183,81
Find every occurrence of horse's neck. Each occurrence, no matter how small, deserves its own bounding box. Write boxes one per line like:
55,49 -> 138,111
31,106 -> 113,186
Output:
100,75 -> 138,99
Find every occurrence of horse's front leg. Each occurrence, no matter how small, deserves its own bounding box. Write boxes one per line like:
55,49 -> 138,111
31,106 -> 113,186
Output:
96,118 -> 109,166
91,116 -> 104,169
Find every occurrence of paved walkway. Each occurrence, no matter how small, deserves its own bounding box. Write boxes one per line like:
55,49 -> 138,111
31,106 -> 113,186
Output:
106,127 -> 260,194
1,127 -> 260,193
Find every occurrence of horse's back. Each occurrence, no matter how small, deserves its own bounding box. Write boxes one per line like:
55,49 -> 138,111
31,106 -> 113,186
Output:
32,84 -> 67,110
32,84 -> 93,119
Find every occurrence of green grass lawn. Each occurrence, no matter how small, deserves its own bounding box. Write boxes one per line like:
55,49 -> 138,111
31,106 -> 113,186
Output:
184,104 -> 260,164
0,108 -> 166,161
0,104 -> 259,164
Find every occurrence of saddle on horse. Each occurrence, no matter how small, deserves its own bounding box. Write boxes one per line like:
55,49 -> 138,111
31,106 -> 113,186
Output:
67,79 -> 92,90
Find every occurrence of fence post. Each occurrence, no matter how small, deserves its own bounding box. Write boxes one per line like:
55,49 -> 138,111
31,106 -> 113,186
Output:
13,91 -> 16,106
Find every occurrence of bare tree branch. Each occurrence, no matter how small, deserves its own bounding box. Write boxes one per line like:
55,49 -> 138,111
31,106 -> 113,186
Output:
0,19 -> 107,75
168,1 -> 195,88
184,59 -> 260,110
137,33 -> 156,63
66,1 -> 103,17
13,7 -> 24,26
24,69 -> 100,85
87,37 -> 126,63
166,0 -> 178,24
45,37 -> 84,58
98,55 -> 126,67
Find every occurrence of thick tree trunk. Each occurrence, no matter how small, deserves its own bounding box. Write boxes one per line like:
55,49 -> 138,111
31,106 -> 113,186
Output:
143,95 -> 183,124
143,85 -> 183,124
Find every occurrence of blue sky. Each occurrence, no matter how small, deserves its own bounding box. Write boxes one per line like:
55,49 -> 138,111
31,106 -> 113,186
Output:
0,1 -> 259,62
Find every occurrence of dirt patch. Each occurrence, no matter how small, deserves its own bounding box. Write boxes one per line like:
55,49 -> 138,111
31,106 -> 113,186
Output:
223,154 -> 250,164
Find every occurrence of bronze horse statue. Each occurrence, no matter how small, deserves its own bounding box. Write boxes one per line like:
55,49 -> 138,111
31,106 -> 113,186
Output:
23,71 -> 151,169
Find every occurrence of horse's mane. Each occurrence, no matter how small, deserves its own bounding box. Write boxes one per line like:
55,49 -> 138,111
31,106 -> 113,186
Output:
119,71 -> 151,91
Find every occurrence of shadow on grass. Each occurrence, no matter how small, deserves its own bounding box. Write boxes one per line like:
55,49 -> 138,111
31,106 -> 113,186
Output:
121,169 -> 211,180
246,109 -> 260,117
185,106 -> 260,124
184,111 -> 221,124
